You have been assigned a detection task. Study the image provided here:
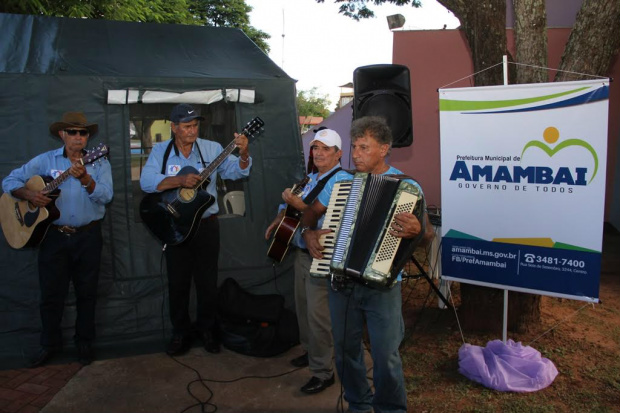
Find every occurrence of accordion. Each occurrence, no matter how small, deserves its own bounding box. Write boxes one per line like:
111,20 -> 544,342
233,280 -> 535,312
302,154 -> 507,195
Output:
310,172 -> 425,289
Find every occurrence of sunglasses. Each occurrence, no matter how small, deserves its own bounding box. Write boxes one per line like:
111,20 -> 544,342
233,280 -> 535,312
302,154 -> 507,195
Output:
65,129 -> 89,136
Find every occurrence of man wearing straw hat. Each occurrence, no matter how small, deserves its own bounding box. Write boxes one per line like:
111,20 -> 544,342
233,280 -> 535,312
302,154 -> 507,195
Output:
2,112 -> 113,367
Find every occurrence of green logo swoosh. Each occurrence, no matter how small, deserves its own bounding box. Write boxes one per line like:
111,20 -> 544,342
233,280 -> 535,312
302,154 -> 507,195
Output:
521,139 -> 598,183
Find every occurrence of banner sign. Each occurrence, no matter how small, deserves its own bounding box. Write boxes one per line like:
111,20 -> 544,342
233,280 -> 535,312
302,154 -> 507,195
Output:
439,80 -> 609,302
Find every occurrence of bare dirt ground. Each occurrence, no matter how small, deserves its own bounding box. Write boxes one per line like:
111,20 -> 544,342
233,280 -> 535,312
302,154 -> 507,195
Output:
398,225 -> 620,413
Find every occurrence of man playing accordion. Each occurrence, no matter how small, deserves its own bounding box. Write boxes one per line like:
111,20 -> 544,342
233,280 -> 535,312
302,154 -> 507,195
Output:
300,116 -> 434,413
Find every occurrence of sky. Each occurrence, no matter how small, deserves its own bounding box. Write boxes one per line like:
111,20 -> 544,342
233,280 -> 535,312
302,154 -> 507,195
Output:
245,0 -> 460,110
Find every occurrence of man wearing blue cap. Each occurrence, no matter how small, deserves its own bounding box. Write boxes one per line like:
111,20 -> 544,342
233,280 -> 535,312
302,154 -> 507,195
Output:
140,103 -> 252,356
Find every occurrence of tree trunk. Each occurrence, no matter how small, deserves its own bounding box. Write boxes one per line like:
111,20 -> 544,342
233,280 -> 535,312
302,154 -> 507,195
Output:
438,0 -> 507,86
513,0 -> 547,84
507,291 -> 541,333
135,120 -> 155,155
556,0 -> 620,80
438,0 -> 509,332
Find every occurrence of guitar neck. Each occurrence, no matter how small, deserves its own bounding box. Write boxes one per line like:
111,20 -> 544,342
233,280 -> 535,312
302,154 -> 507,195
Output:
194,138 -> 239,189
190,117 -> 262,190
291,176 -> 310,197
283,177 -> 310,217
44,167 -> 75,192
41,144 -> 108,193
291,183 -> 305,197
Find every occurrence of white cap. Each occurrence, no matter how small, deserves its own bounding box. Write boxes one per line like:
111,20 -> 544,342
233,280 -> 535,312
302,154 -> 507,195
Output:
310,128 -> 342,150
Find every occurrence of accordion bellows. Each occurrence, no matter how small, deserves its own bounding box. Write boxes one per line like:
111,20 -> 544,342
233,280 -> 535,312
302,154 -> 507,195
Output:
310,172 -> 425,289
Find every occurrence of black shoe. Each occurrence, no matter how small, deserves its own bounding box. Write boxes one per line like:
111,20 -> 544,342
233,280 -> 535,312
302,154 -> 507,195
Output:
28,346 -> 57,368
76,342 -> 94,365
166,334 -> 192,356
201,331 -> 221,354
290,352 -> 309,368
300,375 -> 335,394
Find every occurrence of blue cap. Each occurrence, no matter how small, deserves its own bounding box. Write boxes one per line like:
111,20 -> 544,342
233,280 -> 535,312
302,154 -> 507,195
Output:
170,103 -> 205,124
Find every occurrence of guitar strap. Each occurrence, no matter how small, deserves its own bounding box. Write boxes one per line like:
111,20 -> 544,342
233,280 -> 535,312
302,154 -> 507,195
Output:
302,167 -> 343,205
386,173 -> 415,181
160,140 -> 175,175
160,139 -> 208,175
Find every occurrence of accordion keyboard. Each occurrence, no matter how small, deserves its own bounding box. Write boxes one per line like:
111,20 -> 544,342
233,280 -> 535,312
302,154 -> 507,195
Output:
332,176 -> 363,265
309,181 -> 352,278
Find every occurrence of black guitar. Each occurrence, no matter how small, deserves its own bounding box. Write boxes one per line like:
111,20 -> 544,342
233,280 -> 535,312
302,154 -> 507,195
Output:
139,117 -> 264,246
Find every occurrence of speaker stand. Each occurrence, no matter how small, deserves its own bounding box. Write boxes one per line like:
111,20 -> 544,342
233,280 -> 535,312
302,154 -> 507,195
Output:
403,256 -> 452,310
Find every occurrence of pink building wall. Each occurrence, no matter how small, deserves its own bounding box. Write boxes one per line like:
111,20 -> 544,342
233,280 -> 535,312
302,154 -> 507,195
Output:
391,28 -> 620,221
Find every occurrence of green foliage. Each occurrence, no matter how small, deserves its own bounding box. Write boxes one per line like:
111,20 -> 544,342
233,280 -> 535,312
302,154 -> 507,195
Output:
296,88 -> 332,118
0,0 -> 195,23
189,0 -> 270,52
0,0 -> 270,53
315,0 -> 421,21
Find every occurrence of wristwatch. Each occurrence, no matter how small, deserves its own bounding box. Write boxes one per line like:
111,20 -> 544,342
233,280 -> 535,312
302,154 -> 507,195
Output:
81,177 -> 93,189
299,226 -> 311,237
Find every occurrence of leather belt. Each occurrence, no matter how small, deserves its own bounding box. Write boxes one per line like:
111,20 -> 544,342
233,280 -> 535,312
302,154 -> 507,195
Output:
53,220 -> 101,234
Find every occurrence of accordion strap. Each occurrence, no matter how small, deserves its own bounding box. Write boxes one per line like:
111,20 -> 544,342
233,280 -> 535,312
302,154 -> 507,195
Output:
385,173 -> 415,181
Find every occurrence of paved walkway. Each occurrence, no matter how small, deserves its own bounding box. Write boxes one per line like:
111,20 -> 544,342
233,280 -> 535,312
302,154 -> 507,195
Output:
0,343 -> 346,413
0,362 -> 82,413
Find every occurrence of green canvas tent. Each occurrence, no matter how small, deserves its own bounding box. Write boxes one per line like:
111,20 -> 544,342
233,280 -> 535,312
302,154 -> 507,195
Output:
0,13 -> 305,368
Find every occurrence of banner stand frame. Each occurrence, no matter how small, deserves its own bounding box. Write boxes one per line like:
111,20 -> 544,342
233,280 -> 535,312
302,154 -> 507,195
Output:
501,54 -> 509,344
405,257 -> 452,310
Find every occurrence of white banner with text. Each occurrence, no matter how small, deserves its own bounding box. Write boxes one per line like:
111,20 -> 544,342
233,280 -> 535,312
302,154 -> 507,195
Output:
439,79 -> 609,302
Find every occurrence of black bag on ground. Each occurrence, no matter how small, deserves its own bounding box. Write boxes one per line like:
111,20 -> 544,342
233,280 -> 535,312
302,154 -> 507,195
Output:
218,278 -> 299,357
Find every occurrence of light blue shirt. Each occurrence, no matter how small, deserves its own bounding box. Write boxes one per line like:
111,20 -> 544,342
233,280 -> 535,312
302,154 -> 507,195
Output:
140,138 -> 251,218
317,166 -> 423,282
2,146 -> 113,227
278,164 -> 341,249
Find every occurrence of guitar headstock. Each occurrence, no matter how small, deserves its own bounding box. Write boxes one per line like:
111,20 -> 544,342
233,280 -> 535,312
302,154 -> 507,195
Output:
297,176 -> 310,187
292,176 -> 310,196
83,143 -> 110,164
241,117 -> 265,139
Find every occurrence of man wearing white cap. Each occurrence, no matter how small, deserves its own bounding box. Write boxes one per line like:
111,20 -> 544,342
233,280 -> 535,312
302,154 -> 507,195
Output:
300,117 -> 434,413
265,127 -> 342,394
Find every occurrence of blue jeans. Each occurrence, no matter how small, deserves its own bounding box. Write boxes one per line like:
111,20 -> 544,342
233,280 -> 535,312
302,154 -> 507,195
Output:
328,282 -> 406,413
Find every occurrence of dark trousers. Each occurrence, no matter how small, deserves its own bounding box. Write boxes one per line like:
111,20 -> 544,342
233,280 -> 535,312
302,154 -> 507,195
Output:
37,223 -> 103,347
165,216 -> 220,336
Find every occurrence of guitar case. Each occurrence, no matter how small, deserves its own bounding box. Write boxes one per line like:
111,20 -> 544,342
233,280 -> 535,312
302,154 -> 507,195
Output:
218,278 -> 299,357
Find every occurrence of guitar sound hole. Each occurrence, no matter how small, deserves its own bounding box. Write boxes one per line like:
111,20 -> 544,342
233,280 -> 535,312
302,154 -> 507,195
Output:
178,188 -> 196,202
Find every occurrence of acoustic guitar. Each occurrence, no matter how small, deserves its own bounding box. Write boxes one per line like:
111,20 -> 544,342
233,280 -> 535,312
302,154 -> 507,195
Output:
139,117 -> 264,246
0,143 -> 109,249
267,176 -> 310,262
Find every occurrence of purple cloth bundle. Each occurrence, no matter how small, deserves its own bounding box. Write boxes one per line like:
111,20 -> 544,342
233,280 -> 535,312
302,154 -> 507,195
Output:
458,339 -> 559,392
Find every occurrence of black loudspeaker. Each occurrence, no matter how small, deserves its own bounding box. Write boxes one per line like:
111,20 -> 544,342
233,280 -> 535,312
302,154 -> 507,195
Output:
353,64 -> 413,148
